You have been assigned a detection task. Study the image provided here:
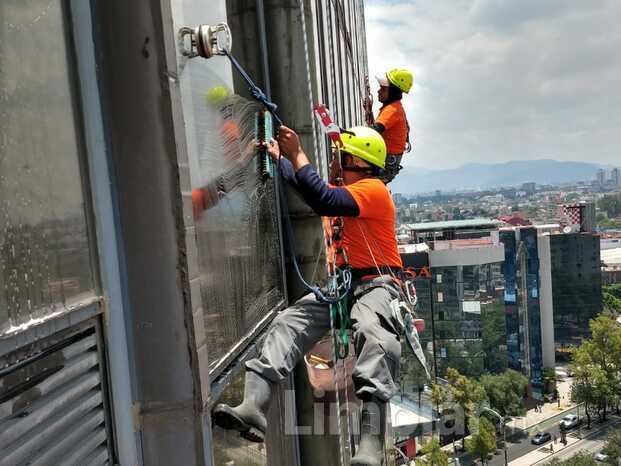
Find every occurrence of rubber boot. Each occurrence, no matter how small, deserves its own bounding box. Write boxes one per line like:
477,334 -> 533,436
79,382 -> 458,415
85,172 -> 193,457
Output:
212,370 -> 272,443
351,397 -> 387,466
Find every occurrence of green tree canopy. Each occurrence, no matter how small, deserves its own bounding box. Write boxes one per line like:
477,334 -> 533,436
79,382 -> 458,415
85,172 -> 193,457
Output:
602,429 -> 621,464
605,284 -> 621,301
446,368 -> 488,449
598,193 -> 621,218
415,438 -> 449,466
480,369 -> 528,417
603,291 -> 621,314
548,452 -> 598,465
466,417 -> 496,465
570,315 -> 621,425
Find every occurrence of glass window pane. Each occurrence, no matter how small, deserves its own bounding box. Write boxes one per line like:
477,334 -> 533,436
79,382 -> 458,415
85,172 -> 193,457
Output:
0,0 -> 96,334
171,2 -> 285,369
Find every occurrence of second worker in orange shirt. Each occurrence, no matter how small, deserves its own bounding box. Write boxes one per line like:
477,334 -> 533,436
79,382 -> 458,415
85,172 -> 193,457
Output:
372,68 -> 414,183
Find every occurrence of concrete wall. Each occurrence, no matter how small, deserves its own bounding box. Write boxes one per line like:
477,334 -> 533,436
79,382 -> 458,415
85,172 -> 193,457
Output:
429,245 -> 505,268
537,235 -> 556,369
98,0 -> 207,463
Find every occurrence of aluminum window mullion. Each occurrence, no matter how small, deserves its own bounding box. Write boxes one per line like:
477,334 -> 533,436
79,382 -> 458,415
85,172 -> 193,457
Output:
67,1 -> 139,464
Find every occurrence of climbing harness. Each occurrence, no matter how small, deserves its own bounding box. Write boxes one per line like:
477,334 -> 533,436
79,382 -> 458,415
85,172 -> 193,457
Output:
356,221 -> 431,379
313,104 -> 354,360
313,104 -> 356,466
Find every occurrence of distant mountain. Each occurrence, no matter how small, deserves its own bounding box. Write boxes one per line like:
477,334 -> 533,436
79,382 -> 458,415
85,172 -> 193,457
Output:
390,159 -> 608,194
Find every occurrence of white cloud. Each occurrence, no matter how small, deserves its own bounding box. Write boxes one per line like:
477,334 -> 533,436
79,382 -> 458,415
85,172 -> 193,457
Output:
365,0 -> 621,169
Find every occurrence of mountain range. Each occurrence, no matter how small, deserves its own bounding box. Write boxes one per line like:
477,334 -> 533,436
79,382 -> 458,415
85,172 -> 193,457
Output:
390,159 -> 610,195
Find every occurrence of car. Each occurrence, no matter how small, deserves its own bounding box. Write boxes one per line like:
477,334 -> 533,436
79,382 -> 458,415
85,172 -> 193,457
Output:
531,432 -> 552,445
594,452 -> 608,462
559,414 -> 581,430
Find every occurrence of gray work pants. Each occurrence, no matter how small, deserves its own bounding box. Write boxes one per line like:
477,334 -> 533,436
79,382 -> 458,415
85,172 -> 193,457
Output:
246,278 -> 402,401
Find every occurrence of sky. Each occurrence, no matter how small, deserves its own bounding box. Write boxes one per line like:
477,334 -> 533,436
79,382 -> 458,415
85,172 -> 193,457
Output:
365,0 -> 621,170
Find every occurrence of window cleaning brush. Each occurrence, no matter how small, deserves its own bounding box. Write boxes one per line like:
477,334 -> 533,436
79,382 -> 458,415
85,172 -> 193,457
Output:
255,110 -> 274,179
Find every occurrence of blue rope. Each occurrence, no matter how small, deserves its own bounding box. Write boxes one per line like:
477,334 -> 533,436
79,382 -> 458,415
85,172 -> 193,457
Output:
223,50 -> 283,126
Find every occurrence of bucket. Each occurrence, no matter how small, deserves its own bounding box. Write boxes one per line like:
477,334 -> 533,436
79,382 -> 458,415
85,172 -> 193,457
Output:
304,336 -> 356,392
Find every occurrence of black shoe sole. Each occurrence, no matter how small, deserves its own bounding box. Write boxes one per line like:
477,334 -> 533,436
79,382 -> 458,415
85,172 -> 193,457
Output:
212,404 -> 265,443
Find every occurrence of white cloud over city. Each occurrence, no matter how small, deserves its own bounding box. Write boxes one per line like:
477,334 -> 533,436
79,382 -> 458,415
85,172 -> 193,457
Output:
365,0 -> 621,169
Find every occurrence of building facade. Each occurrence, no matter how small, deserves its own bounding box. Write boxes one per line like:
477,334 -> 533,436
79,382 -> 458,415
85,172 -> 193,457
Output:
0,1 -> 371,465
500,227 -> 556,395
401,238 -> 507,380
550,233 -> 602,355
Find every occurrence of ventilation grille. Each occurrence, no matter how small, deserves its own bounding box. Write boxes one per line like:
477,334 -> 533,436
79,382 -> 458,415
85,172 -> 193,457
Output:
0,327 -> 110,465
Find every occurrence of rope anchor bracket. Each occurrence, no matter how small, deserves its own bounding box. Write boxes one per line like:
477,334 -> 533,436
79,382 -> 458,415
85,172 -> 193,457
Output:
178,23 -> 232,59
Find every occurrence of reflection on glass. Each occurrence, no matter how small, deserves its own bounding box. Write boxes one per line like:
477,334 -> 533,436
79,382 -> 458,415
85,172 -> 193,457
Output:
0,0 -> 95,335
171,0 -> 284,369
213,371 -> 268,466
193,91 -> 284,368
412,262 -> 506,379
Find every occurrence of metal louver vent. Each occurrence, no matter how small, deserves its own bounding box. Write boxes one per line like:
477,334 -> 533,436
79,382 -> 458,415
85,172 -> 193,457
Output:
0,326 -> 110,466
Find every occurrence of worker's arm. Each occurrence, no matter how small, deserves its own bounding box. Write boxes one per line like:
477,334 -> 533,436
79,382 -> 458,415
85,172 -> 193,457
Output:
268,126 -> 359,217
370,122 -> 386,134
295,165 -> 360,216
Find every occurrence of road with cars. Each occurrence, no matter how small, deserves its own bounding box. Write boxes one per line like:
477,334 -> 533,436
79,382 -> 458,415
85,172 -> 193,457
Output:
487,415 -> 621,466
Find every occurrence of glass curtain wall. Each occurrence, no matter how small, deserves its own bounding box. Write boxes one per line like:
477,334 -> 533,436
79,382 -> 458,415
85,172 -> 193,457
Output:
0,0 -> 96,335
170,0 -> 285,373
432,264 -> 506,379
501,229 -> 544,389
550,233 -> 602,353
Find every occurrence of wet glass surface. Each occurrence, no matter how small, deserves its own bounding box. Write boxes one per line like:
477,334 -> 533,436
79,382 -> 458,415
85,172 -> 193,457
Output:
170,1 -> 284,369
0,0 -> 95,334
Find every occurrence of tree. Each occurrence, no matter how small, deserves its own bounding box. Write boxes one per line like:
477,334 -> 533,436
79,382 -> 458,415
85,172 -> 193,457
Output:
570,315 -> 621,424
481,302 -> 509,373
603,291 -> 621,315
466,417 -> 496,465
570,345 -> 609,429
602,429 -> 621,465
431,383 -> 449,438
605,284 -> 621,301
548,452 -> 598,465
480,369 -> 528,417
603,284 -> 621,314
598,193 -> 621,218
445,368 -> 488,450
584,316 -> 621,421
416,438 -> 449,466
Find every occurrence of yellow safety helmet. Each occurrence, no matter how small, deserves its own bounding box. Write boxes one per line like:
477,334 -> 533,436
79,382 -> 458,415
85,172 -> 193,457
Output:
338,126 -> 387,169
204,85 -> 231,106
385,68 -> 414,93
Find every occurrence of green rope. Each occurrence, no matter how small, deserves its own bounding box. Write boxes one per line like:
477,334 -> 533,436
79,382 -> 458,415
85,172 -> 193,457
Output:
330,293 -> 351,359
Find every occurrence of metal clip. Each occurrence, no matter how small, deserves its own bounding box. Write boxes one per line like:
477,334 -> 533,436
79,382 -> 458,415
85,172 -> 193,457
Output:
178,23 -> 232,59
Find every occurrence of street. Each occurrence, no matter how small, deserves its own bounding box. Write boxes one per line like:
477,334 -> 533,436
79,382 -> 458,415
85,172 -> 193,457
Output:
485,415 -> 621,466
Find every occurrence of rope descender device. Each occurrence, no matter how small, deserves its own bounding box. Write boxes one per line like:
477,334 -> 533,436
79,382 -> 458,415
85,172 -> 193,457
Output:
179,23 -> 232,59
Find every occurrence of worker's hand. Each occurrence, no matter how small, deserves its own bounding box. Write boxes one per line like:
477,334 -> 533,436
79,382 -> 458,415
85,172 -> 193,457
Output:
277,125 -> 302,158
264,138 -> 280,162
276,125 -> 310,171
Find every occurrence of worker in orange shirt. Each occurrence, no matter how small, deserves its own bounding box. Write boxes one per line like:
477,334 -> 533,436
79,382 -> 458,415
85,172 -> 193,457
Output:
372,68 -> 413,183
213,125 -> 404,466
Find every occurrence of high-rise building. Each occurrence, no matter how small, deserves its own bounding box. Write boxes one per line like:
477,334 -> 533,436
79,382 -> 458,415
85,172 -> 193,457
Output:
549,233 -> 602,354
596,168 -> 606,186
500,227 -> 556,397
401,226 -> 507,380
611,167 -> 621,187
